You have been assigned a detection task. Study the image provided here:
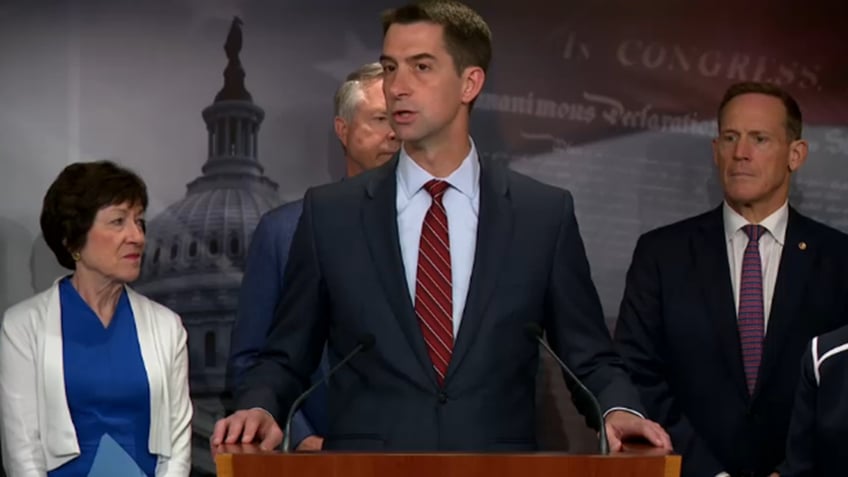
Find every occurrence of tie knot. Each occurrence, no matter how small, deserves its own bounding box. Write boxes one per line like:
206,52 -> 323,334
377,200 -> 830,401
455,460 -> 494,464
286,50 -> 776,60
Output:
743,224 -> 766,242
423,179 -> 450,199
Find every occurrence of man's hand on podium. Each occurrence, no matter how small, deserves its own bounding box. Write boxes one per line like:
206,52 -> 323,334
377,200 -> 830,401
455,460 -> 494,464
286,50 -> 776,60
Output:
296,436 -> 324,452
604,411 -> 672,452
211,408 -> 283,452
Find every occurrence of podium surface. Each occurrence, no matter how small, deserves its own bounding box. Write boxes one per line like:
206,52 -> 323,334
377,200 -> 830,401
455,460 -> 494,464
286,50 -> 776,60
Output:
215,443 -> 681,477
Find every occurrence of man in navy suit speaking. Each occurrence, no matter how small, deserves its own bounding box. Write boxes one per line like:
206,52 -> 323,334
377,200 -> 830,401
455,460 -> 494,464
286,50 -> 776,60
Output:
213,0 -> 671,452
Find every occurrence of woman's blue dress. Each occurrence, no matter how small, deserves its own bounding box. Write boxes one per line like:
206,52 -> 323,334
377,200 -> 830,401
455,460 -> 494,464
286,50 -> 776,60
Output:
48,278 -> 157,477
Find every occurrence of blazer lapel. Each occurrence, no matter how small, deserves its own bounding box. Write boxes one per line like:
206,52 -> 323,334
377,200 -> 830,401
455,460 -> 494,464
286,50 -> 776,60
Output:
445,162 -> 513,383
754,208 -> 815,398
126,287 -> 171,457
361,159 -> 436,386
693,207 -> 750,401
43,280 -> 81,459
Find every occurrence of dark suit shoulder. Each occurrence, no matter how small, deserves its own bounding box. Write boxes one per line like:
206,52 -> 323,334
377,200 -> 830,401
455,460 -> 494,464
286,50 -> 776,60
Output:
489,168 -> 577,228
249,200 -> 304,248
791,209 -> 848,250
306,164 -> 386,205
259,199 -> 304,225
636,208 -> 719,247
502,167 -> 571,201
495,168 -> 580,230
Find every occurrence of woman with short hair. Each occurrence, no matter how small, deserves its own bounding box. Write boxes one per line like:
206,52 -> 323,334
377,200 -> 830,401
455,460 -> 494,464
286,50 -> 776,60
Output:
0,160 -> 192,477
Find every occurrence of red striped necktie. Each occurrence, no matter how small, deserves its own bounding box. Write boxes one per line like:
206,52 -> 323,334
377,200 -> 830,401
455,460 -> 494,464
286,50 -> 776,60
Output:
414,179 -> 454,385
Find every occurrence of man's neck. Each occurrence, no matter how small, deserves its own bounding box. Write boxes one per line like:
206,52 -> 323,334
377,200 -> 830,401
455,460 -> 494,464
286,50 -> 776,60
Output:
725,197 -> 788,224
345,160 -> 364,178
404,136 -> 471,179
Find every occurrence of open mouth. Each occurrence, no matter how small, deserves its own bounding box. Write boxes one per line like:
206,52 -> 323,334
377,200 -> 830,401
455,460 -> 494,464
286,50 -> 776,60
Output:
392,110 -> 416,124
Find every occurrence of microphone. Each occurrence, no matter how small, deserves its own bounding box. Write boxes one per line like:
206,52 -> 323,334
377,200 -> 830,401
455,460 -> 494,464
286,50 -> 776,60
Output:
281,334 -> 376,452
525,323 -> 609,455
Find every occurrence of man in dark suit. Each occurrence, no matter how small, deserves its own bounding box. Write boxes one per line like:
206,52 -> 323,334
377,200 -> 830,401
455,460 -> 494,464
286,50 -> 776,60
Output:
224,62 -> 399,451
614,81 -> 848,477
212,0 -> 670,452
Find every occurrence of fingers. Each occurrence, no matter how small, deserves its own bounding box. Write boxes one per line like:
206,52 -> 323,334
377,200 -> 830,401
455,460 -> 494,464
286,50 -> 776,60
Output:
643,420 -> 672,450
210,409 -> 280,453
621,419 -> 669,450
604,422 -> 624,452
652,422 -> 673,450
259,420 -> 284,451
210,442 -> 222,458
241,412 -> 261,443
211,417 -> 231,446
296,436 -> 324,452
225,412 -> 248,444
604,413 -> 673,451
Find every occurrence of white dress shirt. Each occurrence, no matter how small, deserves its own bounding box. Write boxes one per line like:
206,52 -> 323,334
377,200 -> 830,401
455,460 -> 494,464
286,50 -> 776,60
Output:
396,140 -> 480,338
723,201 -> 788,329
395,141 -> 641,420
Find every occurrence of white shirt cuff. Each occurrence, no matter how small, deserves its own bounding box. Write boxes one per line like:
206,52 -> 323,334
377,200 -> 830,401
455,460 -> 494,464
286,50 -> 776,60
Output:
716,473 -> 730,477
603,406 -> 645,419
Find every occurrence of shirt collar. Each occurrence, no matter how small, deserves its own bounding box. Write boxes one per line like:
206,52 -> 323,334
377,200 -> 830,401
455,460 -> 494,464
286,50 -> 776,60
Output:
722,200 -> 789,245
396,138 -> 480,201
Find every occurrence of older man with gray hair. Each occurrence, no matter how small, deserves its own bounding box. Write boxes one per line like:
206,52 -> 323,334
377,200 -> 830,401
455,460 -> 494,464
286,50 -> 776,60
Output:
226,62 -> 398,451
334,62 -> 399,175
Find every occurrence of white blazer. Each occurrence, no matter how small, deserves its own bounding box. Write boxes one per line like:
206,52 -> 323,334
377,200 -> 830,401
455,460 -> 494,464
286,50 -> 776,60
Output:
0,280 -> 192,477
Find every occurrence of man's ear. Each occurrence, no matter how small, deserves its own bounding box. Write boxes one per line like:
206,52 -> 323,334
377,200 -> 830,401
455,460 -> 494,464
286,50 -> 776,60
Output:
788,138 -> 809,173
711,137 -> 721,168
334,116 -> 348,148
460,66 -> 485,105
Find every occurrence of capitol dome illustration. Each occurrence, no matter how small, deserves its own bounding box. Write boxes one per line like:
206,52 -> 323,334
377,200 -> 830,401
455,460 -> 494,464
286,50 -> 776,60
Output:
135,16 -> 279,399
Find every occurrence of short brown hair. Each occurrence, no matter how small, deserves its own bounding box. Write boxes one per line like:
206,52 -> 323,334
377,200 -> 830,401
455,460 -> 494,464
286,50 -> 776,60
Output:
717,81 -> 803,141
382,0 -> 492,75
40,160 -> 148,270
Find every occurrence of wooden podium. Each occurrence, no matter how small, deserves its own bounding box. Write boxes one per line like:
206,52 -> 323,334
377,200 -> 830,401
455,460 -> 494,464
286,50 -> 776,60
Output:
215,443 -> 681,477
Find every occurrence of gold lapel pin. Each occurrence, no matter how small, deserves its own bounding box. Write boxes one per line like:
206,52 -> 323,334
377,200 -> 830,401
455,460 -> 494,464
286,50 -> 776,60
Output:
798,241 -> 807,251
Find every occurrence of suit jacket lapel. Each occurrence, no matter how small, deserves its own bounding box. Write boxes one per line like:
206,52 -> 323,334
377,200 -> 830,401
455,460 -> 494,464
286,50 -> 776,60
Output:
445,162 -> 513,383
361,158 -> 436,386
754,208 -> 815,398
694,207 -> 750,401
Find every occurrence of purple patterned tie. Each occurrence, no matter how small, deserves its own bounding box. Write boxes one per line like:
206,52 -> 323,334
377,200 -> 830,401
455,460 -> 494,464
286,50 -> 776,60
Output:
739,224 -> 766,395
